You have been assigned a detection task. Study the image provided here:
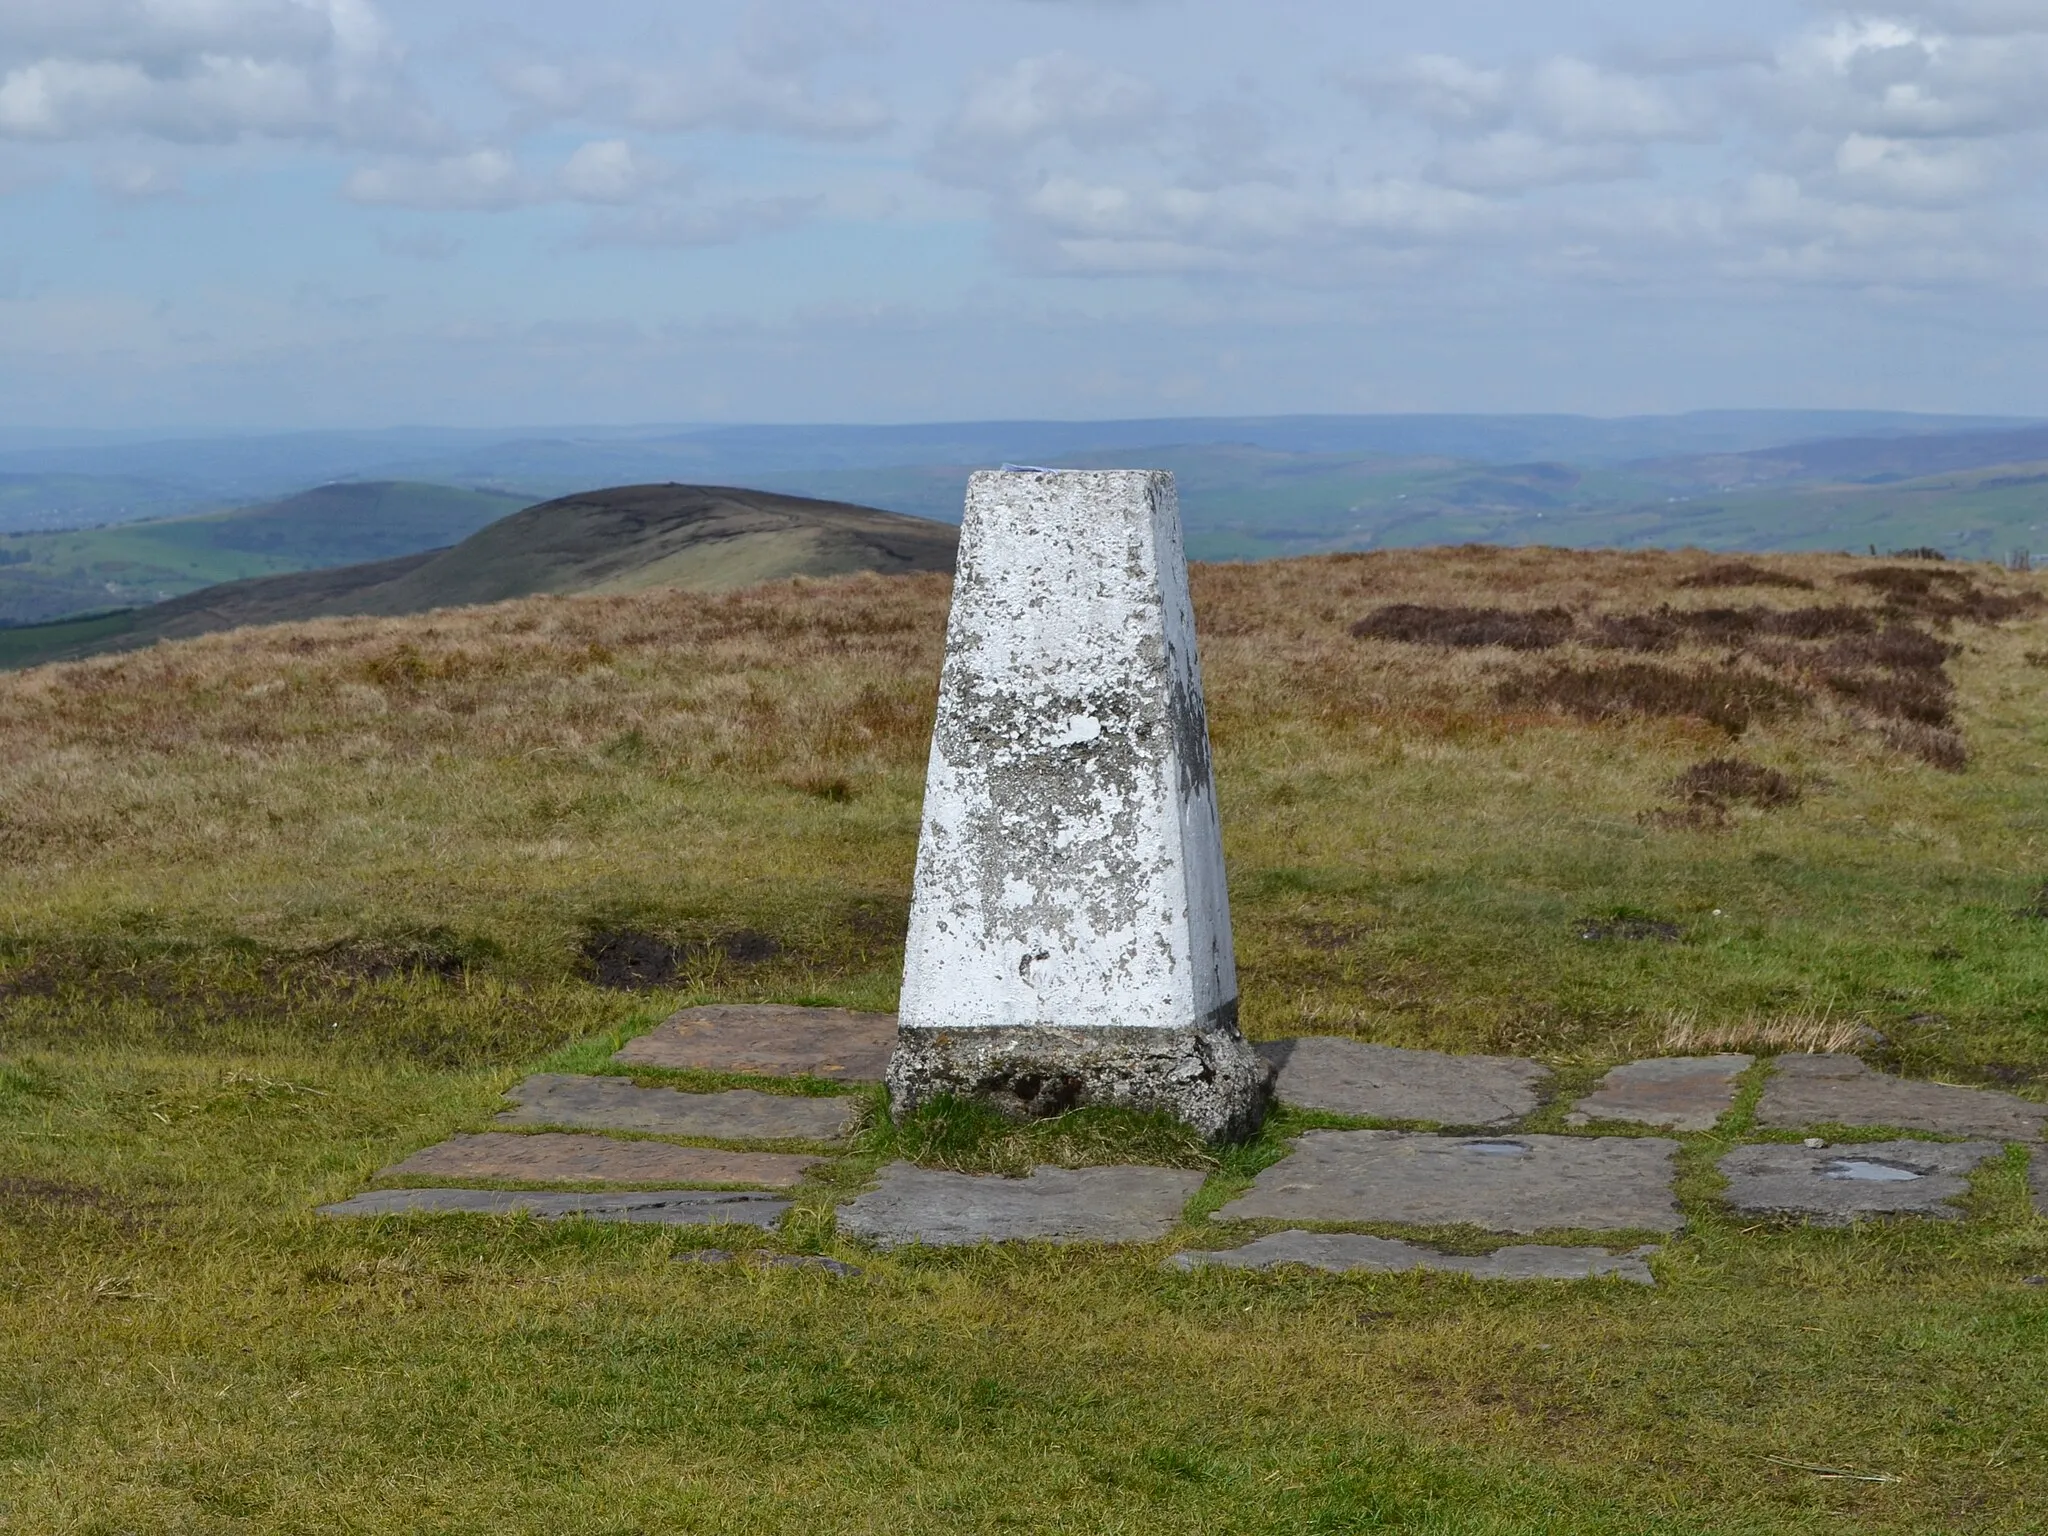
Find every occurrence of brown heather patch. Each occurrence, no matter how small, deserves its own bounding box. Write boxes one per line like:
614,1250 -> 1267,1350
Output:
1676,560 -> 1817,591
1671,757 -> 1800,809
1349,603 -> 1575,651
1841,565 -> 2045,626
1494,660 -> 1808,736
1821,624 -> 1953,673
1881,720 -> 1970,772
1822,668 -> 1954,726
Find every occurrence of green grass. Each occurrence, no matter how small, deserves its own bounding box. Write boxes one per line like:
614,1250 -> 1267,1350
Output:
0,608 -> 137,668
4,550 -> 2048,1530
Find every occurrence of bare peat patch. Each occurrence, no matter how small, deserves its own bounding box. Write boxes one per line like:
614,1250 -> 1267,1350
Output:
1576,915 -> 1683,942
580,927 -> 787,989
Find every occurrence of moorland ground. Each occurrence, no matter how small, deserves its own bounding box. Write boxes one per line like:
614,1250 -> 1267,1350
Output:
4,545 -> 2048,1532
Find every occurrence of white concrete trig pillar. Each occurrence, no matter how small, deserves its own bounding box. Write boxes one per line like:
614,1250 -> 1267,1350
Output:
887,468 -> 1269,1141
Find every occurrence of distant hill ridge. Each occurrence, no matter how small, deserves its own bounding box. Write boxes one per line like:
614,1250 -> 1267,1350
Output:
1638,425 -> 2048,491
0,483 -> 957,668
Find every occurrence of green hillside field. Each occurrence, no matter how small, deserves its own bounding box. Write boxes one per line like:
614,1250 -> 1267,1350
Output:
0,481 -> 537,627
3,547 -> 2046,1532
749,448 -> 2048,562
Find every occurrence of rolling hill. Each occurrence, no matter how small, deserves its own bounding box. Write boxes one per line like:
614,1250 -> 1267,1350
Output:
0,480 -> 538,626
1636,423 -> 2048,491
0,482 -> 958,668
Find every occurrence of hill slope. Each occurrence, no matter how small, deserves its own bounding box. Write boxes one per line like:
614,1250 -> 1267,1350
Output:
0,480 -> 537,625
3,549 -> 2046,1531
0,483 -> 958,666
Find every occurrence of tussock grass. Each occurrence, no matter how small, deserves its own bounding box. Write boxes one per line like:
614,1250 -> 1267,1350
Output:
1657,1008 -> 1870,1057
6,547 -> 2048,1530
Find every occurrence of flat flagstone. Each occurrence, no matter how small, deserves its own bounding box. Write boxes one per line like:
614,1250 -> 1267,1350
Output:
1255,1038 -> 1547,1127
1169,1231 -> 1657,1284
380,1132 -> 824,1188
1755,1054 -> 2045,1140
319,1188 -> 789,1227
614,1004 -> 897,1081
1574,1055 -> 1752,1132
495,1074 -> 857,1141
836,1163 -> 1206,1247
1719,1138 -> 2002,1224
1213,1130 -> 1683,1233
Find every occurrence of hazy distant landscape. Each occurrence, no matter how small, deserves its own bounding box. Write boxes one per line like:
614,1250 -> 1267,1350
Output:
4,411 -> 2048,631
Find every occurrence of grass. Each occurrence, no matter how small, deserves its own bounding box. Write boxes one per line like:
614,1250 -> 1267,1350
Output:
4,545 -> 2048,1530
0,481 -> 533,629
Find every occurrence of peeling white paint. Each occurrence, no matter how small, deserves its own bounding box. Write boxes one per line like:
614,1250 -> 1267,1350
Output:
898,468 -> 1238,1035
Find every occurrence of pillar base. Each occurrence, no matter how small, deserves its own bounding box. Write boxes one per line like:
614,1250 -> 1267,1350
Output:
886,1013 -> 1273,1143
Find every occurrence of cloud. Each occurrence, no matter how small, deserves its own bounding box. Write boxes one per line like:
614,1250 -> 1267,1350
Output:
346,136 -> 810,248
345,149 -> 525,210
345,140 -> 686,211
93,159 -> 184,200
929,51 -> 1161,185
1430,133 -> 1645,192
491,4 -> 891,142
0,0 -> 445,148
558,139 -> 676,204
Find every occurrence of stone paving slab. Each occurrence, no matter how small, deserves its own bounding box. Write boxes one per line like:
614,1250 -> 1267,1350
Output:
1214,1130 -> 1683,1233
1255,1038 -> 1546,1127
837,1163 -> 1207,1247
1573,1055 -> 1752,1132
381,1132 -> 824,1188
320,1188 -> 789,1227
496,1074 -> 857,1141
1169,1231 -> 1657,1284
1755,1054 -> 2045,1140
615,1005 -> 897,1081
1719,1138 -> 2002,1223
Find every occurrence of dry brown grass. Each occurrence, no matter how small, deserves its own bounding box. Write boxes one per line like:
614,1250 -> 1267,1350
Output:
1657,1007 -> 1868,1056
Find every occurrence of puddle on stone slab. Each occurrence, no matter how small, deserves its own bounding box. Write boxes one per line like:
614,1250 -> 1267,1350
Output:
1463,1140 -> 1533,1157
1823,1159 -> 1924,1182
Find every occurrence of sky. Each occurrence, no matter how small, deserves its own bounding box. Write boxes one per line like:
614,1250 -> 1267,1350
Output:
1,0 -> 2047,429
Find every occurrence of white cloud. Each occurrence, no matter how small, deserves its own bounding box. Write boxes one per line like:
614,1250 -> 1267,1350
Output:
345,149 -> 524,211
1830,132 -> 1992,204
1431,132 -> 1645,192
945,52 -> 1159,154
1520,57 -> 1694,142
346,140 -> 685,212
1339,51 -> 1700,194
1349,54 -> 1508,130
558,139 -> 674,204
0,0 -> 443,148
490,7 -> 891,144
93,159 -> 184,200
